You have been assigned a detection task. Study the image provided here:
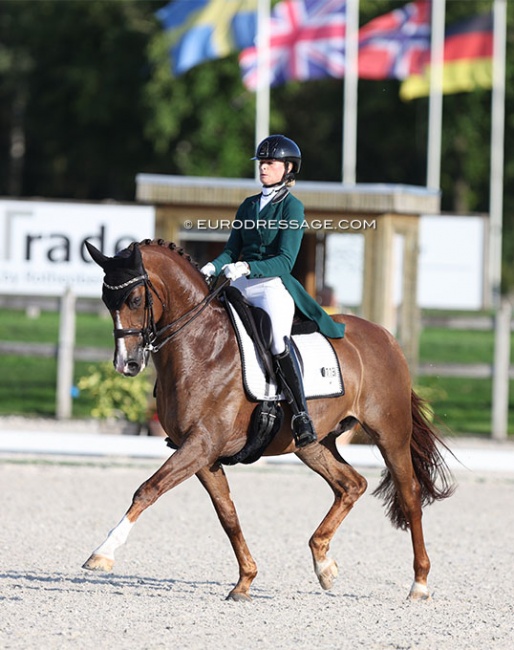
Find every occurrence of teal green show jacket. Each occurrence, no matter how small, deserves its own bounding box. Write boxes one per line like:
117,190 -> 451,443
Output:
212,192 -> 345,339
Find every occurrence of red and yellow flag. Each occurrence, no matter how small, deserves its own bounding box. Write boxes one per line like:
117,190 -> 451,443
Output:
400,11 -> 493,100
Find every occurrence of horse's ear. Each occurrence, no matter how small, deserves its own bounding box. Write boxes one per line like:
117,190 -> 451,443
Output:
85,240 -> 110,270
131,243 -> 143,269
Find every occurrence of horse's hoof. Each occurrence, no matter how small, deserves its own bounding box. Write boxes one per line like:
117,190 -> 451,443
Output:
408,581 -> 431,600
315,558 -> 339,591
226,591 -> 252,602
82,553 -> 114,572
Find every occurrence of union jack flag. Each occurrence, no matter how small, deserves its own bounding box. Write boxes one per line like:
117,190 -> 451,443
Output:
358,0 -> 431,80
239,0 -> 346,90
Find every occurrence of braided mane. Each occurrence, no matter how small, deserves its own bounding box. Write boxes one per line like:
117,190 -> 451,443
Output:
137,238 -> 199,269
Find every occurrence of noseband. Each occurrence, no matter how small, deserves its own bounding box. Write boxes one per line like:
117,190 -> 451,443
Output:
106,273 -> 228,354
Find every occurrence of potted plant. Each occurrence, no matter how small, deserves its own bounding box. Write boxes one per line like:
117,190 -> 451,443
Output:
77,362 -> 153,434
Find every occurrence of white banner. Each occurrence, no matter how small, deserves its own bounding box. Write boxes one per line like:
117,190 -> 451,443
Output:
326,214 -> 486,310
0,200 -> 155,297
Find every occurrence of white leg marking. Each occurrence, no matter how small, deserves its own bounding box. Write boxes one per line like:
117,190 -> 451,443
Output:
314,556 -> 339,590
314,558 -> 334,579
410,580 -> 430,598
93,516 -> 134,561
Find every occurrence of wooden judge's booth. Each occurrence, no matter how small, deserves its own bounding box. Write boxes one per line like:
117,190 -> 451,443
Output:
136,174 -> 441,374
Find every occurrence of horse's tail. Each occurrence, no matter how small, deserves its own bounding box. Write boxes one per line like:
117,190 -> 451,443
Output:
373,389 -> 456,530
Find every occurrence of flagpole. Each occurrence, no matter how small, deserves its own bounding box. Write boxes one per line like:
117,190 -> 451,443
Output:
255,0 -> 271,180
489,0 -> 506,307
490,0 -> 508,440
426,0 -> 446,189
342,0 -> 359,184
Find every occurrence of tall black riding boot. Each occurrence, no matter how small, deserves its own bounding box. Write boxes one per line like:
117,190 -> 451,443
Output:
274,339 -> 317,448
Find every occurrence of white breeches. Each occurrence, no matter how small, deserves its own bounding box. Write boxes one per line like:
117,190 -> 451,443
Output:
231,276 -> 294,355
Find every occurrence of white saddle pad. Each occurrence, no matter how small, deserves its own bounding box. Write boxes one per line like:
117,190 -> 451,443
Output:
227,303 -> 344,402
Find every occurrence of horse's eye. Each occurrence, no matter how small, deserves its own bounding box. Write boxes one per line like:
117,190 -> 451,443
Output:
128,295 -> 143,309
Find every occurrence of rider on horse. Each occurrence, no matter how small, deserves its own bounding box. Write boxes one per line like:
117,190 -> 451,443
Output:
201,135 -> 346,448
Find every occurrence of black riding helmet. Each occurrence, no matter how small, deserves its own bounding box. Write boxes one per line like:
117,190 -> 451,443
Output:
252,135 -> 302,176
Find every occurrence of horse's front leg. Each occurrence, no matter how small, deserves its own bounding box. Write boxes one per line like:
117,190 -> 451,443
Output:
82,435 -> 218,573
196,464 -> 257,602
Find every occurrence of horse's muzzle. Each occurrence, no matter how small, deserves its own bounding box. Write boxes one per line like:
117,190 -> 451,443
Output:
114,346 -> 149,377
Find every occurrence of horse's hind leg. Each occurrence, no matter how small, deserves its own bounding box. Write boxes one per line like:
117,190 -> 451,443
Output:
297,437 -> 367,591
196,464 -> 257,602
372,434 -> 431,600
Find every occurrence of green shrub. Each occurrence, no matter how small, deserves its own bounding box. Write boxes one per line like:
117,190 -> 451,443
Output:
77,362 -> 152,424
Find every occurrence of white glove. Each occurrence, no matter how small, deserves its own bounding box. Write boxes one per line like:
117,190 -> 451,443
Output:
222,262 -> 250,281
200,262 -> 216,278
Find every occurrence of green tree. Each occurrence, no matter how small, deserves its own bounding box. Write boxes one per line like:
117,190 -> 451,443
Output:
0,0 -> 169,200
144,43 -> 256,177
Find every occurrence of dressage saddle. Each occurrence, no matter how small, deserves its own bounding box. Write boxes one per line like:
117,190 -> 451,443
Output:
222,285 -> 318,384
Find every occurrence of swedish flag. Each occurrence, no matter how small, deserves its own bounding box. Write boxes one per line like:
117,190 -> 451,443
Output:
157,0 -> 258,75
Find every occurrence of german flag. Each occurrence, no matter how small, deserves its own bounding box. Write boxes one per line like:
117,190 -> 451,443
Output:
400,12 -> 493,100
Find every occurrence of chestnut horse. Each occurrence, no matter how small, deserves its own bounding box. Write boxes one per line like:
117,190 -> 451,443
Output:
83,239 -> 454,601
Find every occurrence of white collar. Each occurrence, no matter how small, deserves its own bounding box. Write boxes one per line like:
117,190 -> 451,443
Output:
261,182 -> 285,197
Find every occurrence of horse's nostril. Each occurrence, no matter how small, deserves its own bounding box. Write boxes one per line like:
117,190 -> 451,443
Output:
127,361 -> 140,375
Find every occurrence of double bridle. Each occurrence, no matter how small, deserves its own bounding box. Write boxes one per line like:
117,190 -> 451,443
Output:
105,273 -> 228,354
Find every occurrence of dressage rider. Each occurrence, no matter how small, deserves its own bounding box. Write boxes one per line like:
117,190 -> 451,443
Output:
201,135 -> 346,448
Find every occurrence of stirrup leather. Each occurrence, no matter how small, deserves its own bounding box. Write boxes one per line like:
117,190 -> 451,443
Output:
275,338 -> 318,448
